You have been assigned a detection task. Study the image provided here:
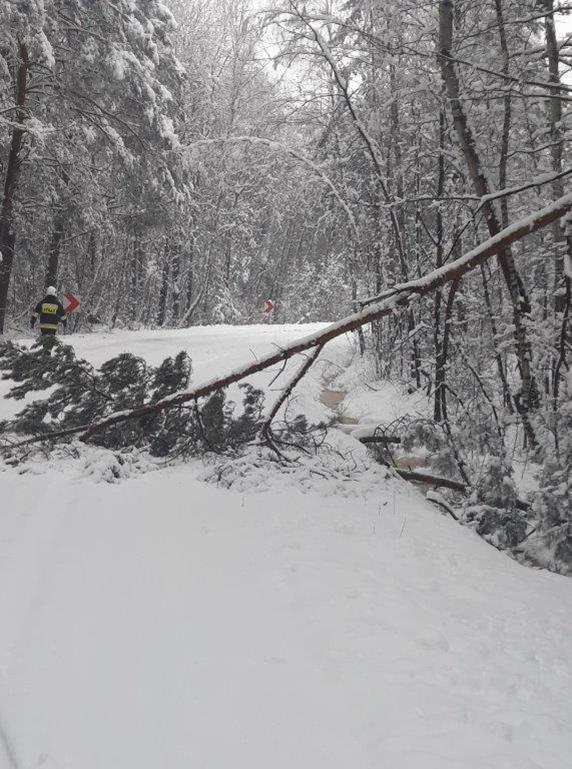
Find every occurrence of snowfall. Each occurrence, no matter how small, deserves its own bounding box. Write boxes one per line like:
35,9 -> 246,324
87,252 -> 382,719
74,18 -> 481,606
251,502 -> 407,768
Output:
0,324 -> 571,769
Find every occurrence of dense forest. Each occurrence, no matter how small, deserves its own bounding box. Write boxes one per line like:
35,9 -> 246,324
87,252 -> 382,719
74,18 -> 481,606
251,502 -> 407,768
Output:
0,0 -> 571,570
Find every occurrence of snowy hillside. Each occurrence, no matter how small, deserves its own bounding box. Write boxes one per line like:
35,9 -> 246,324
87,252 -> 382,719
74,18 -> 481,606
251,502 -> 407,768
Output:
1,326 -> 571,769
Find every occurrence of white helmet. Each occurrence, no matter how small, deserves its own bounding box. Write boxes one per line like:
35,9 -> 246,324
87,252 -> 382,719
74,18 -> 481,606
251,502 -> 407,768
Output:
45,286 -> 57,296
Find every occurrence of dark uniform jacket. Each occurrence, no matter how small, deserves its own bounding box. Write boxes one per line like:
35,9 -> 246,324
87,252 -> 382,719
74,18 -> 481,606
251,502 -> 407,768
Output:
31,296 -> 68,333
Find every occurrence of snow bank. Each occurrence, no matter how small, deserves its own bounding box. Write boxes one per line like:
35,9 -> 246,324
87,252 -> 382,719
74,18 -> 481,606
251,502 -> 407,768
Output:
1,326 -> 571,769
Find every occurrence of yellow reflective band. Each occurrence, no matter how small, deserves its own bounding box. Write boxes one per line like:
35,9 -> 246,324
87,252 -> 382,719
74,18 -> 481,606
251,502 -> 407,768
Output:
31,312 -> 39,318
39,323 -> 58,331
61,314 -> 68,321
41,303 -> 58,314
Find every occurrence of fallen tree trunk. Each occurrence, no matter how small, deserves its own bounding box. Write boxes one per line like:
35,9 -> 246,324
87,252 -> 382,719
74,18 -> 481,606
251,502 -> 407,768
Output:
4,192 -> 572,450
394,468 -> 467,493
399,471 -> 529,510
358,435 -> 401,445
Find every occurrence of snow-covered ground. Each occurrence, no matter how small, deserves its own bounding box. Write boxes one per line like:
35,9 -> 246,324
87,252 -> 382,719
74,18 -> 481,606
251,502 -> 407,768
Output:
1,325 -> 571,769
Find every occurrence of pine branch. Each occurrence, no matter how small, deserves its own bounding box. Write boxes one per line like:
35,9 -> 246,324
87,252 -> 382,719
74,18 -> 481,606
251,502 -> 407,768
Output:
261,344 -> 324,444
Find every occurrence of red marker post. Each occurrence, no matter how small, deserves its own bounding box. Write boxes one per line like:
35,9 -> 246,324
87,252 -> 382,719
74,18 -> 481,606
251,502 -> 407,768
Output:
63,293 -> 81,315
263,299 -> 274,319
62,293 -> 80,333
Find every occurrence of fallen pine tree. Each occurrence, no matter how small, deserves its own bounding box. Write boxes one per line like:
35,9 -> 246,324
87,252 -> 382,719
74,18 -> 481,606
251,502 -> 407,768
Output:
1,191 -> 571,574
0,344 -> 322,458
3,191 -> 570,450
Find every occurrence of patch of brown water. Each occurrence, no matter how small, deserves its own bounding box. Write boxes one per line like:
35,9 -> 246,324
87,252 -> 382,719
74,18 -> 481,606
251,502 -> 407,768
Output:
394,455 -> 427,471
319,388 -> 347,409
337,414 -> 359,425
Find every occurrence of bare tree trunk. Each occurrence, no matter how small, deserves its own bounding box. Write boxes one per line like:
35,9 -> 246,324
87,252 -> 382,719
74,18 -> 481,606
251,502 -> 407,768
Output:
89,230 -> 97,273
129,230 -> 140,324
434,110 -> 446,421
180,259 -> 211,327
439,0 -> 538,426
157,239 -> 170,327
171,242 -> 182,323
480,263 -> 514,414
371,192 -> 386,377
185,230 -> 195,317
349,246 -> 366,355
0,43 -> 29,334
45,166 -> 70,290
494,0 -> 512,230
543,0 -> 565,247
542,0 -> 572,394
389,61 -> 421,388
111,246 -> 128,329
45,208 -> 65,289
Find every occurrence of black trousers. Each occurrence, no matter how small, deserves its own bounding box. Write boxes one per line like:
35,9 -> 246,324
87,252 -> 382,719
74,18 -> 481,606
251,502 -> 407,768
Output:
40,329 -> 58,353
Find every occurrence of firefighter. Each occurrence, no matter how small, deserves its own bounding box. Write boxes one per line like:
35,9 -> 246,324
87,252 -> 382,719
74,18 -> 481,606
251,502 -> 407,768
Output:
31,286 -> 67,352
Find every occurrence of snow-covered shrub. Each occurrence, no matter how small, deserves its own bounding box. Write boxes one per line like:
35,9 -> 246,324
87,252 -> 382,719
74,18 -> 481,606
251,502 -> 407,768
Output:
525,375 -> 572,574
462,456 -> 527,549
528,469 -> 572,575
396,416 -> 459,479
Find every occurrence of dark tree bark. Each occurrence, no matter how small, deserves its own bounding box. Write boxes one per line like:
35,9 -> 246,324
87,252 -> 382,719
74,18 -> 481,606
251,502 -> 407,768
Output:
45,208 -> 65,289
434,110 -> 447,422
131,231 -> 143,323
157,239 -> 170,327
45,167 -> 70,290
389,61 -> 420,387
541,0 -> 572,394
184,228 -> 195,316
88,230 -> 97,273
171,242 -> 182,323
0,43 -> 29,334
494,0 -> 512,230
439,0 -> 539,423
481,263 -> 514,414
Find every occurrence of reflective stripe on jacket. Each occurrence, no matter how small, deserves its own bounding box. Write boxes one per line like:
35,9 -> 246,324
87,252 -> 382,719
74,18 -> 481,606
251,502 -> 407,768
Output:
32,297 -> 67,332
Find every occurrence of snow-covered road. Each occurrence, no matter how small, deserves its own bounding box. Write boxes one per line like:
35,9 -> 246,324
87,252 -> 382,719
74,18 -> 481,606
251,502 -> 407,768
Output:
1,326 -> 571,769
68,323 -> 330,371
